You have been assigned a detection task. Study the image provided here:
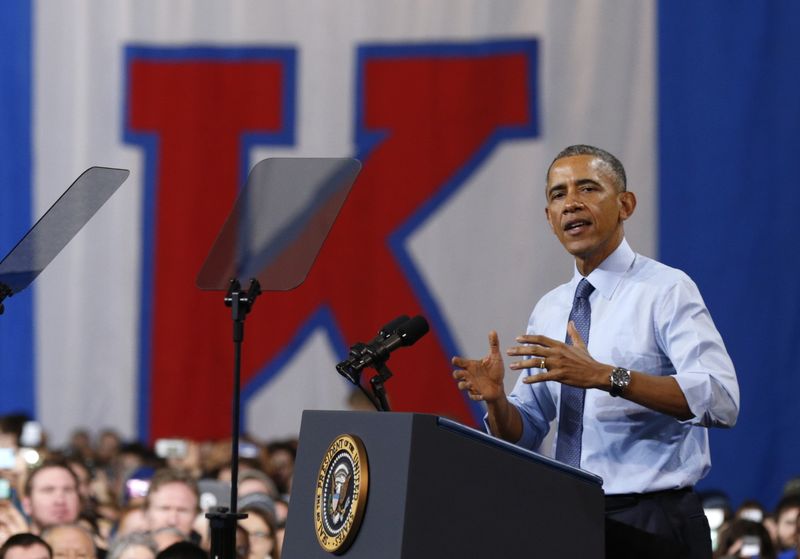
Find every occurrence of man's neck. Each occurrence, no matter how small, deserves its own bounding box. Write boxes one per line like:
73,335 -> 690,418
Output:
574,230 -> 624,276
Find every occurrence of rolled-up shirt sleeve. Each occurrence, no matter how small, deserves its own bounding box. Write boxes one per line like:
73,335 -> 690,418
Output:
655,274 -> 740,427
483,370 -> 557,451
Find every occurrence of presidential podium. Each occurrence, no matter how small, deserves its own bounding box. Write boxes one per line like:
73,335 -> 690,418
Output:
281,411 -> 604,558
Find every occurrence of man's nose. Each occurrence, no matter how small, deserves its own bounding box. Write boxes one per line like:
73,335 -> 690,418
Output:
563,189 -> 582,211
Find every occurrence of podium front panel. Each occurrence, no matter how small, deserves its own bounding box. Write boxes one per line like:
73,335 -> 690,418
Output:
283,411 -> 416,559
282,411 -> 603,559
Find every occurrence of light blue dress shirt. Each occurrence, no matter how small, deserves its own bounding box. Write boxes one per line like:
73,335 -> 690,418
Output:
504,238 -> 739,494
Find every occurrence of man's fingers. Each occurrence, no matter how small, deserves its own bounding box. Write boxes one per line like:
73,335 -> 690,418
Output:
451,370 -> 482,399
515,334 -> 560,347
451,355 -> 470,368
487,330 -> 501,355
452,369 -> 475,392
522,372 -> 555,384
506,345 -> 553,358
509,357 -> 547,370
451,330 -> 501,369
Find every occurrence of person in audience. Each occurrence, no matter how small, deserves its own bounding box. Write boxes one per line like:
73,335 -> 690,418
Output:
144,471 -> 198,543
94,432 -> 122,471
0,416 -> 28,449
776,511 -> 800,559
0,502 -> 30,547
237,472 -> 277,501
264,444 -> 295,498
238,495 -> 279,559
715,519 -> 775,559
235,526 -> 249,559
22,462 -> 81,534
41,524 -> 97,559
106,532 -> 157,559
0,533 -> 52,559
776,496 -> 800,554
113,506 -> 147,540
65,433 -> 93,467
149,529 -> 184,553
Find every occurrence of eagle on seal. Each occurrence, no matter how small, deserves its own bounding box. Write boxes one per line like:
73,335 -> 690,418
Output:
329,462 -> 352,523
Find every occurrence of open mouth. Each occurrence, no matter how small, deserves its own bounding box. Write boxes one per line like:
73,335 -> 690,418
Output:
563,219 -> 591,235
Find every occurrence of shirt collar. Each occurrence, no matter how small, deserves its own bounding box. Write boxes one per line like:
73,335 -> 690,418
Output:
571,237 -> 636,300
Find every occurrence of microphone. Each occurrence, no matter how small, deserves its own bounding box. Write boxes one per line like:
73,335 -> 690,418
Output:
335,315 -> 408,383
372,315 -> 410,345
336,315 -> 430,384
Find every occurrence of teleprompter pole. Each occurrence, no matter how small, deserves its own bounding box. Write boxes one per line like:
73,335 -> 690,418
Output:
206,278 -> 260,559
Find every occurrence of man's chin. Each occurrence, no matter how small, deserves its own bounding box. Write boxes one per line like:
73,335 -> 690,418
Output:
561,238 -> 595,258
559,231 -> 622,264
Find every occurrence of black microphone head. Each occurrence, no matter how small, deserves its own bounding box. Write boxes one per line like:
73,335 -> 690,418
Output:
396,315 -> 429,346
378,315 -> 410,339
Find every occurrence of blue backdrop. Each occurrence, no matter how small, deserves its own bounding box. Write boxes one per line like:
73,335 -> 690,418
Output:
0,0 -> 34,414
660,1 -> 800,508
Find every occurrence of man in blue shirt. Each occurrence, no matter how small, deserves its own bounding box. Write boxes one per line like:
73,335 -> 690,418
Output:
452,145 -> 739,559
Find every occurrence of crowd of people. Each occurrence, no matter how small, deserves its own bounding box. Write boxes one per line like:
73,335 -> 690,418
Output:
702,483 -> 800,559
1,414 -> 294,559
2,411 -> 799,559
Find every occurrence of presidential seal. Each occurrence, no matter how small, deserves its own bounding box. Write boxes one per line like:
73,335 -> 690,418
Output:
314,434 -> 369,554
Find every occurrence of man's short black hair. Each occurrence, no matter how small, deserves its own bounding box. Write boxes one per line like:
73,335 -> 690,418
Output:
0,533 -> 52,559
547,144 -> 627,192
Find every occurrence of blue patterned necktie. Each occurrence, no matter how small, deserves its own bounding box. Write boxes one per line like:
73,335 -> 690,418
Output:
555,278 -> 595,468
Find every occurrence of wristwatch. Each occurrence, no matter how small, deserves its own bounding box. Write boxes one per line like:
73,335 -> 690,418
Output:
609,367 -> 631,397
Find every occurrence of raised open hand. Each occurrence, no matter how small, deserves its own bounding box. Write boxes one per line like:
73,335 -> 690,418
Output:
452,331 -> 507,402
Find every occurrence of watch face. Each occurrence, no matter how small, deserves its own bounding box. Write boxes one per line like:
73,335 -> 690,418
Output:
610,368 -> 631,397
613,368 -> 631,386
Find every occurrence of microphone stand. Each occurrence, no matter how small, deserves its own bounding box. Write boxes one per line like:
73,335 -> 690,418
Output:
207,277 -> 260,559
368,361 -> 393,412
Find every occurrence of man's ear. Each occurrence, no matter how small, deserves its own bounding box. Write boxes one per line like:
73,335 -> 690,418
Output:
545,206 -> 556,233
618,191 -> 637,221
